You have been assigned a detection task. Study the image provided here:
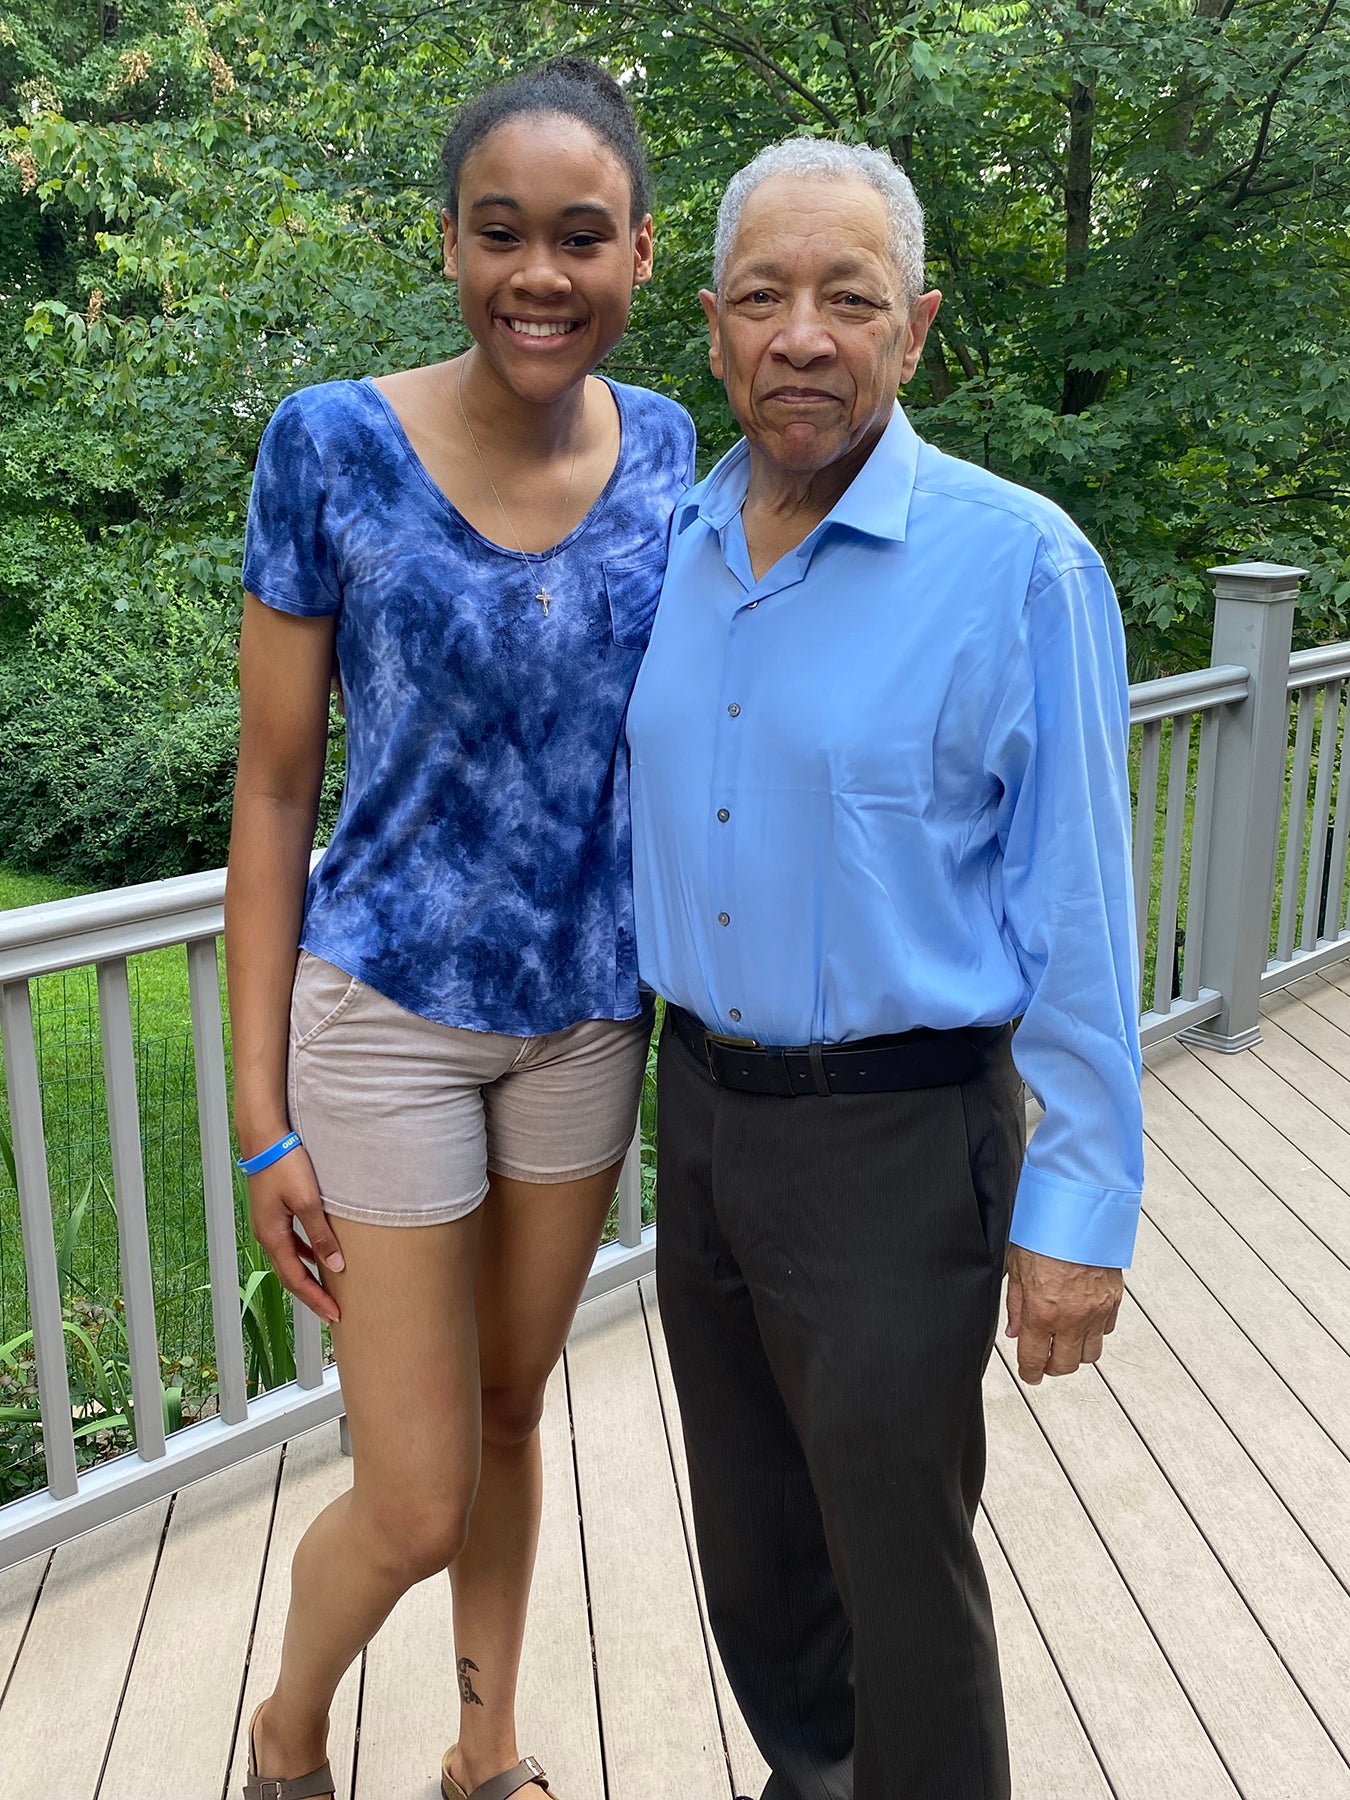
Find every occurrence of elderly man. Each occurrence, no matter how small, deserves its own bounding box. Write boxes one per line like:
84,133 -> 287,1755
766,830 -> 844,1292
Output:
626,138 -> 1143,1800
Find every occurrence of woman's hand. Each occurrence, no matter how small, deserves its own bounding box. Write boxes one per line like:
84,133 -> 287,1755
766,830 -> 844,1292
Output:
246,1147 -> 345,1325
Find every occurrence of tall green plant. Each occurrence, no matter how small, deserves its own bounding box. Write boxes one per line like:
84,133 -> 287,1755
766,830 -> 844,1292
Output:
0,1177 -> 188,1504
230,1167 -> 297,1394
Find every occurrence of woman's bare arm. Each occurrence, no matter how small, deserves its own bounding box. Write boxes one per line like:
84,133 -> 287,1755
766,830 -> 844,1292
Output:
225,593 -> 343,1321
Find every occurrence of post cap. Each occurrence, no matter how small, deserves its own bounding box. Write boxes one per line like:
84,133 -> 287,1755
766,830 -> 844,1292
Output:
1208,561 -> 1307,602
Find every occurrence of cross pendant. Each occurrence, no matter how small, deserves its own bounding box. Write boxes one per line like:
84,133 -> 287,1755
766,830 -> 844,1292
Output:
535,589 -> 551,618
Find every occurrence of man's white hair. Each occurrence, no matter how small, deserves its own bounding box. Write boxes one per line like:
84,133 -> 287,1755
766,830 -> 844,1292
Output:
712,137 -> 925,300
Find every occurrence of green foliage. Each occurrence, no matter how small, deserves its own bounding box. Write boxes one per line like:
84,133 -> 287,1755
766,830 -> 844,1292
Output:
233,1172 -> 298,1395
0,1176 -> 201,1506
0,0 -> 1347,886
0,592 -> 343,883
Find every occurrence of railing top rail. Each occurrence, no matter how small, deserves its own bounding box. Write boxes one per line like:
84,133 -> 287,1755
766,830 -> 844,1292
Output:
0,866 -> 227,958
1128,663 -> 1250,727
1287,641 -> 1350,690
0,854 -> 323,982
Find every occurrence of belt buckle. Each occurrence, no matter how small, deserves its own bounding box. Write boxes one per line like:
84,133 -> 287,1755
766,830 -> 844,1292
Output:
703,1028 -> 759,1079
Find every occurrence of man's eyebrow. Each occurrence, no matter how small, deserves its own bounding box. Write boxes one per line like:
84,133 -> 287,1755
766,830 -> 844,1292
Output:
730,255 -> 884,283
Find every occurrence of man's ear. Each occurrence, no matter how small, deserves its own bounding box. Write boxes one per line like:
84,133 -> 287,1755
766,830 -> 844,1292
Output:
899,289 -> 942,385
442,208 -> 459,281
699,288 -> 723,381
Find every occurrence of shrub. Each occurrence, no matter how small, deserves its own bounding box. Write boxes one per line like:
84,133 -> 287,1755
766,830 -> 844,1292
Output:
0,597 -> 343,886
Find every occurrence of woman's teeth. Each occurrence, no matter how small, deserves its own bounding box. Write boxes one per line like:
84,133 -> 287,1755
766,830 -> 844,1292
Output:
506,319 -> 579,337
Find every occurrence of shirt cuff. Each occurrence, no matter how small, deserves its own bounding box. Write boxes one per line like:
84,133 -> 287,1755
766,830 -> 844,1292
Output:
1008,1166 -> 1142,1268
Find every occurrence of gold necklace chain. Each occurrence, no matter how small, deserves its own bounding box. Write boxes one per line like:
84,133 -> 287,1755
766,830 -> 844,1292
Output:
456,361 -> 578,618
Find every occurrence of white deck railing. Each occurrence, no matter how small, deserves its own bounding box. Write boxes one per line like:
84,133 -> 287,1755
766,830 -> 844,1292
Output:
1,559 -> 1348,1566
0,878 -> 645,1564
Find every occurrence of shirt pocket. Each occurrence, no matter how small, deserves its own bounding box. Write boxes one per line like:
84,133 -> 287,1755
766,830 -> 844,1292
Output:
603,552 -> 666,650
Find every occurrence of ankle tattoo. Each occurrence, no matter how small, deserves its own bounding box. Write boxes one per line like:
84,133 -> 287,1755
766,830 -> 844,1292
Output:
457,1656 -> 484,1707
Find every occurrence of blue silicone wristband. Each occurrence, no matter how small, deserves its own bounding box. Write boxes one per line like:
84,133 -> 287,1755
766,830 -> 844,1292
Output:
237,1131 -> 302,1176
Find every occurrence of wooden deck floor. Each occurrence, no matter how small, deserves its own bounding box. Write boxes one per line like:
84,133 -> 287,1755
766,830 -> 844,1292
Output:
3,965 -> 1350,1800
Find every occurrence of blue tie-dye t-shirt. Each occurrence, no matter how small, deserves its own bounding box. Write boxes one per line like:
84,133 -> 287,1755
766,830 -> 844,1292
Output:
242,375 -> 697,1035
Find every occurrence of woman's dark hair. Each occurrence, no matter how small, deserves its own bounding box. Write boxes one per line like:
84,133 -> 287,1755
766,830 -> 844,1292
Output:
441,56 -> 651,225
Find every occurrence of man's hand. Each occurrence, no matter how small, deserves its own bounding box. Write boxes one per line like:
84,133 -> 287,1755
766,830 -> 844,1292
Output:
1004,1246 -> 1123,1385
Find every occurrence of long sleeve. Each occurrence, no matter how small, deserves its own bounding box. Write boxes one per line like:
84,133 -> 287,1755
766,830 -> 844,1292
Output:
987,556 -> 1145,1267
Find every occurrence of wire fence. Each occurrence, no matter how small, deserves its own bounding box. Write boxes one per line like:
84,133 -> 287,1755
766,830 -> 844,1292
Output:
0,949 -> 231,1379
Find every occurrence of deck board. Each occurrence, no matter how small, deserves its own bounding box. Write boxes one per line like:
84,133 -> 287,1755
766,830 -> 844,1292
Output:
0,1551 -> 45,1704
1147,1041 -> 1350,1265
0,1502 -> 164,1800
6,977 -> 1350,1796
225,1425 -> 360,1800
1143,1062 -> 1350,1351
98,1449 -> 280,1800
974,1512 -> 1114,1799
1098,1286 -> 1350,1759
512,1361 -> 607,1798
1138,1125 -> 1350,1452
1304,969 -> 1350,1035
1004,1345 -> 1350,1795
982,1354 -> 1240,1799
639,1274 -> 771,1800
1183,1017 -> 1350,1194
567,1285 -> 732,1800
1126,1214 -> 1350,1590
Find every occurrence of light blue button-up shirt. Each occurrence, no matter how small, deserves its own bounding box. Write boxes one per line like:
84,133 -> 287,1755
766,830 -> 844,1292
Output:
627,402 -> 1144,1267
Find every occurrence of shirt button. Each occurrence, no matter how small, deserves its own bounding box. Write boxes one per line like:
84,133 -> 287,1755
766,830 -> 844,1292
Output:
729,1008 -> 742,1022
717,808 -> 730,823
727,702 -> 741,717
747,600 -> 760,610
718,911 -> 731,926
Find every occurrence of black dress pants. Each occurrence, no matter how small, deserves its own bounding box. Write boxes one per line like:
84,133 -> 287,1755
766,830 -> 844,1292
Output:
654,1019 -> 1024,1800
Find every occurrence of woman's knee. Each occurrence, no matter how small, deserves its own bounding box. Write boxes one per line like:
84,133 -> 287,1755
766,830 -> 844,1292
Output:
480,1381 -> 547,1449
355,1487 -> 473,1581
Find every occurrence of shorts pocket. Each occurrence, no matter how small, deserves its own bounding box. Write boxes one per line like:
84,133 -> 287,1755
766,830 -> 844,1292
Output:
289,950 -> 363,1050
603,552 -> 666,649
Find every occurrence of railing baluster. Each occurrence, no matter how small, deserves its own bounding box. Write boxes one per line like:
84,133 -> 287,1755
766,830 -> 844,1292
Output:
97,958 -> 167,1462
1325,687 -> 1350,939
1154,714 -> 1192,1014
1132,719 -> 1163,1000
1277,689 -> 1314,962
187,937 -> 248,1426
617,1131 -> 643,1250
1181,711 -> 1220,1001
293,1296 -> 325,1390
1301,681 -> 1343,951
0,980 -> 79,1500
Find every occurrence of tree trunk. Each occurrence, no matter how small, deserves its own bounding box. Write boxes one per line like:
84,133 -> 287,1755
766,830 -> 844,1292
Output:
1061,1 -> 1108,414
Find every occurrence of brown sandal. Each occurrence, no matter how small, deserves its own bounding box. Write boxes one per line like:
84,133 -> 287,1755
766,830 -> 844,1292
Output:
243,1701 -> 335,1800
441,1746 -> 551,1800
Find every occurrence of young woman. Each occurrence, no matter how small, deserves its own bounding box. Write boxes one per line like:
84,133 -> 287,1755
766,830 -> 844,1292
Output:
226,58 -> 694,1800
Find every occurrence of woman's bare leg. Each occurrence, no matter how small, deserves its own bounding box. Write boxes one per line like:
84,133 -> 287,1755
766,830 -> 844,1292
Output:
446,1160 -> 624,1794
253,1209 -> 484,1780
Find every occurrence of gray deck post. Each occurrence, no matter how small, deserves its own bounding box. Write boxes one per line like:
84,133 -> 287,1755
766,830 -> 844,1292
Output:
1178,562 -> 1304,1052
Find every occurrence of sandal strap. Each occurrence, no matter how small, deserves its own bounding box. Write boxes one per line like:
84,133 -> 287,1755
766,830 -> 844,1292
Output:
243,1762 -> 335,1800
468,1758 -> 550,1800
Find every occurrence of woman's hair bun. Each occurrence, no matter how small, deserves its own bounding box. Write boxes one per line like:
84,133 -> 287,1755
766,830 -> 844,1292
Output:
441,56 -> 651,223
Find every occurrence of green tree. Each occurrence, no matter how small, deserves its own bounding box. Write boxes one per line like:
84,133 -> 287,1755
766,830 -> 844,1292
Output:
1,0 -> 1347,879
566,0 -> 1350,661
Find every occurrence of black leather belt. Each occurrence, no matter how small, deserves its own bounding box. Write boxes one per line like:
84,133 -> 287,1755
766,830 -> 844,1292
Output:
666,1004 -> 1006,1097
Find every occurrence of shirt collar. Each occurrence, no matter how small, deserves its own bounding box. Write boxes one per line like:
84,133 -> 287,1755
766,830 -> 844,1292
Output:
676,401 -> 921,544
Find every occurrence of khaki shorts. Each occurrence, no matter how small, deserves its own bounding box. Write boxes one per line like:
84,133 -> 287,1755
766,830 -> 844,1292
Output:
287,951 -> 653,1227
